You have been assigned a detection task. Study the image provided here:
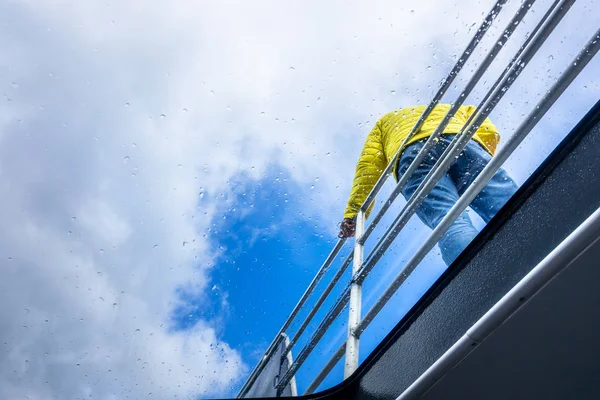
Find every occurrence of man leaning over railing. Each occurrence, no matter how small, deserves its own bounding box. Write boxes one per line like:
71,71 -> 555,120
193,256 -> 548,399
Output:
338,104 -> 519,265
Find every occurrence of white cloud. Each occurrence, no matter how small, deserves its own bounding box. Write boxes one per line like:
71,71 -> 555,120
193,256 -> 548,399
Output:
77,200 -> 133,247
0,0 -> 597,398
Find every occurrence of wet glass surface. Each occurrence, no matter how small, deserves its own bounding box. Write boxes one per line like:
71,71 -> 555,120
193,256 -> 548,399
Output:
0,0 -> 598,398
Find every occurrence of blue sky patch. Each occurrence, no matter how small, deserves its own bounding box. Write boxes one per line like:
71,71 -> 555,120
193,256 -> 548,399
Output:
171,164 -> 337,370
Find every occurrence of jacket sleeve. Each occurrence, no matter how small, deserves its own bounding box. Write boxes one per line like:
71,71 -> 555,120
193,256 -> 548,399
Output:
463,105 -> 501,155
343,121 -> 388,220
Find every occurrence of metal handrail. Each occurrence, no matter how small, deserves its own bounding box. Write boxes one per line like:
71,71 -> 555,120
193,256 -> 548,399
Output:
237,0 -> 595,396
276,0 -> 527,389
357,0 -> 574,288
282,251 -> 353,358
359,0 -> 561,247
356,23 -> 599,337
355,0 -> 578,336
344,209 -> 365,377
305,341 -> 347,395
276,286 -> 352,394
280,333 -> 298,396
358,0 -> 509,215
237,238 -> 346,397
238,1 -> 508,396
274,0 -> 515,389
275,0 -> 565,391
302,10 -> 597,393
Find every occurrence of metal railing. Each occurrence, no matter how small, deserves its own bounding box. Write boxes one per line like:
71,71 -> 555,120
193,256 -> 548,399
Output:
237,0 -> 599,396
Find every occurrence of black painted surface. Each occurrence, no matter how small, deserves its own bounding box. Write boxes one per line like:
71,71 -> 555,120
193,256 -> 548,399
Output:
423,228 -> 600,400
230,100 -> 600,400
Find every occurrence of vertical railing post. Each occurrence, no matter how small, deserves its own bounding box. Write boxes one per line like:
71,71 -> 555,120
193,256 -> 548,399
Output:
344,210 -> 365,378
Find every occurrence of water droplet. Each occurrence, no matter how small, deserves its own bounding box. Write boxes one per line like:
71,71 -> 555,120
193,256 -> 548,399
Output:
390,90 -> 396,95
124,102 -> 130,107
160,113 -> 166,119
289,66 -> 296,70
123,156 -> 130,163
10,81 -> 19,89
548,55 -> 554,61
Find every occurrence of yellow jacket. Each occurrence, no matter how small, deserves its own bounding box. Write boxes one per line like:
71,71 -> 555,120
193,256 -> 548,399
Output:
343,104 -> 500,219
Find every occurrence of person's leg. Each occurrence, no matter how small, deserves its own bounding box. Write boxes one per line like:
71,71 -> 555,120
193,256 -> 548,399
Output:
397,139 -> 480,265
450,140 -> 519,223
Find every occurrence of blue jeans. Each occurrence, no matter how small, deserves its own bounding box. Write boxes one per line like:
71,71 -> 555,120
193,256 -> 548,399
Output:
397,135 -> 518,265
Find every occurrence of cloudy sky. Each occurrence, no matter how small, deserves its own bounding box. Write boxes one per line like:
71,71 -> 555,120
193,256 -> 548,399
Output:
0,0 -> 598,398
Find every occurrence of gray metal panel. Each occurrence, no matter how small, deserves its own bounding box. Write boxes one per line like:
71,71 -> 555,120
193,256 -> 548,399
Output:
352,110 -> 600,399
396,206 -> 600,399
422,221 -> 600,400
243,335 -> 294,398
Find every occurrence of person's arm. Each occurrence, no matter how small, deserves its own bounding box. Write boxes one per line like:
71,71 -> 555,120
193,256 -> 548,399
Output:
339,121 -> 388,238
